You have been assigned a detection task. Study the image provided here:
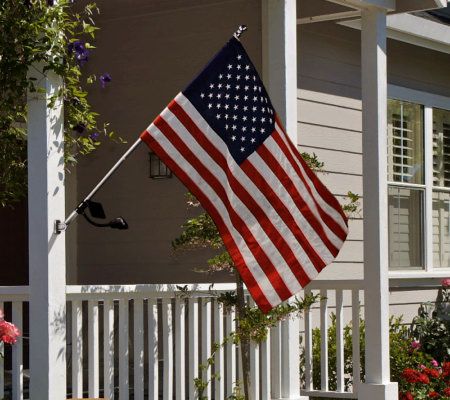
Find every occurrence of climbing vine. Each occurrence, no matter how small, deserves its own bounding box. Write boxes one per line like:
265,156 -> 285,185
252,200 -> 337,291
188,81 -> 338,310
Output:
0,0 -> 120,207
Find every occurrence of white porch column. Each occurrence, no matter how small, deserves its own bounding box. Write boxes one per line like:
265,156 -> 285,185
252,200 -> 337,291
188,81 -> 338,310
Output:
359,6 -> 398,400
28,65 -> 67,399
262,2 -> 306,399
262,0 -> 298,146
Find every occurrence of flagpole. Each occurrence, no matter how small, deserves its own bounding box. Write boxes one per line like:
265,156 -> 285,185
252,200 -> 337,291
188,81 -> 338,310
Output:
55,137 -> 143,233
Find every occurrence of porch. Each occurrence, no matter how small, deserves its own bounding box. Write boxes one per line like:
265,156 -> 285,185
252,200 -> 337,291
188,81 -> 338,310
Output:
13,0 -> 449,399
0,280 -> 363,400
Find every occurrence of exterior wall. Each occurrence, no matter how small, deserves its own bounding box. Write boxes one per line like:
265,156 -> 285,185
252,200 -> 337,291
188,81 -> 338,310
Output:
72,0 -> 262,284
0,201 -> 28,285
297,19 -> 450,316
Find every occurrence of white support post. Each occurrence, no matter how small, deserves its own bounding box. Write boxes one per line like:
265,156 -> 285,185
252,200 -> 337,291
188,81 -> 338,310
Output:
262,0 -> 298,146
262,1 -> 307,399
27,64 -> 67,400
359,6 -> 398,400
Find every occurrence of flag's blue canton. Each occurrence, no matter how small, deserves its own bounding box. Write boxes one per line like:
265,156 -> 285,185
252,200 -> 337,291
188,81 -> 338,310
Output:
183,38 -> 275,165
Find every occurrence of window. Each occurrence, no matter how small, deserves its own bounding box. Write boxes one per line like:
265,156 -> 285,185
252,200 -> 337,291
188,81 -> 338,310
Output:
388,100 -> 424,270
432,108 -> 450,268
387,92 -> 450,273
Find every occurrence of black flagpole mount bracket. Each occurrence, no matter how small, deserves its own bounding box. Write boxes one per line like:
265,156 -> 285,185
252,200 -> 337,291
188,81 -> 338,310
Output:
233,25 -> 248,40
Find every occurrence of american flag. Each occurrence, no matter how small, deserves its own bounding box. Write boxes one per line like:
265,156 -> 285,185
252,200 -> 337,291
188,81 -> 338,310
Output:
140,37 -> 348,312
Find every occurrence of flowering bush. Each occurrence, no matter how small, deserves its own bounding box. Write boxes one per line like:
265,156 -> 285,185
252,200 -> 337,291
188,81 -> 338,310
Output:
0,1 -> 120,207
411,279 -> 450,363
396,279 -> 450,399
0,309 -> 20,348
398,360 -> 450,399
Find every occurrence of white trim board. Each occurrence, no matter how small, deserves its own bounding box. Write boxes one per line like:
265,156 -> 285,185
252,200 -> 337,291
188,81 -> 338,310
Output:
340,13 -> 450,54
388,84 -> 450,109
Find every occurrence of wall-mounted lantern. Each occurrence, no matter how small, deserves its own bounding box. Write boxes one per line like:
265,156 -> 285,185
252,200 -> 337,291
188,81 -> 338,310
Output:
149,151 -> 172,179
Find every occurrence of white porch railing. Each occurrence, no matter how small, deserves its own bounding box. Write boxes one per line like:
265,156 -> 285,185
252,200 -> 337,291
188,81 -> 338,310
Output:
0,280 -> 363,400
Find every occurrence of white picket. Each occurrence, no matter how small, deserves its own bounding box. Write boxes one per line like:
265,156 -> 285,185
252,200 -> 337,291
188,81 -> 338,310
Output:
88,300 -> 99,398
248,298 -> 259,400
71,300 -> 83,398
261,329 -> 271,400
162,298 -> 173,400
175,298 -> 186,400
270,323 -> 281,398
148,298 -> 159,400
12,301 -> 23,400
103,299 -> 114,400
119,299 -> 129,400
214,300 -> 224,400
225,308 -> 236,398
134,299 -> 145,400
201,298 -> 212,400
303,289 -> 313,392
188,298 -> 199,400
320,289 -> 328,391
336,290 -> 344,392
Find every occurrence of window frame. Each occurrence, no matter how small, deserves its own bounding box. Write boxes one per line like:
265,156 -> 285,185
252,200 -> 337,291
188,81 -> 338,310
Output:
387,85 -> 450,279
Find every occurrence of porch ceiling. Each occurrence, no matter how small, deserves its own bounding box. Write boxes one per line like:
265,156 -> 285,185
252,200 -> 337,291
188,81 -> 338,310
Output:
298,0 -> 448,24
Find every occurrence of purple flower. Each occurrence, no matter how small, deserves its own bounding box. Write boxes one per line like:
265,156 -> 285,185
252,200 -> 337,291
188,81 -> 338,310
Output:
68,41 -> 89,66
99,73 -> 112,88
72,123 -> 86,134
89,132 -> 100,141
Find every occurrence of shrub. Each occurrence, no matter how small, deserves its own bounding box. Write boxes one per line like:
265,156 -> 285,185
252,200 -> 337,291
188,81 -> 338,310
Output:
410,280 -> 450,363
300,313 -> 365,391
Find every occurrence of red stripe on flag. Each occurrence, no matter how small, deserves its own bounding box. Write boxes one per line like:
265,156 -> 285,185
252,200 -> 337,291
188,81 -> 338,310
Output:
152,114 -> 293,302
275,116 -> 349,226
254,142 -> 340,258
271,129 -> 348,242
140,129 -> 273,312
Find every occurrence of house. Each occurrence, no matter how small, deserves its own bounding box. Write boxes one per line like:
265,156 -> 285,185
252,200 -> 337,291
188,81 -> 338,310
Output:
0,0 -> 449,399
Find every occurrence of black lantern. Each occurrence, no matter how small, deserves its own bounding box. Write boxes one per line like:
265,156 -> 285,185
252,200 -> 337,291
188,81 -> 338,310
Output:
149,151 -> 172,179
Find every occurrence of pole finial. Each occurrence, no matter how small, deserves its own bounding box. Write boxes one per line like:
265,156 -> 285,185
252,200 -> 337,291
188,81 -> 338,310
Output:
233,25 -> 248,40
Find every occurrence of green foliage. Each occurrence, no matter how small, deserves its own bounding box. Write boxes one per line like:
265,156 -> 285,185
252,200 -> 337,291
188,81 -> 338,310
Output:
0,0 -> 120,207
301,152 -> 324,172
233,293 -> 321,343
300,313 -> 366,391
172,211 -> 222,250
300,314 -> 435,392
191,294 -> 320,400
390,316 -> 432,383
342,191 -> 361,218
194,341 -> 222,400
411,300 -> 450,363
227,382 -> 245,400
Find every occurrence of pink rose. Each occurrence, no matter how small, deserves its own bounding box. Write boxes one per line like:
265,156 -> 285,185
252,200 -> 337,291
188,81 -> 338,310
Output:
442,278 -> 450,288
0,320 -> 20,345
431,360 -> 439,367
